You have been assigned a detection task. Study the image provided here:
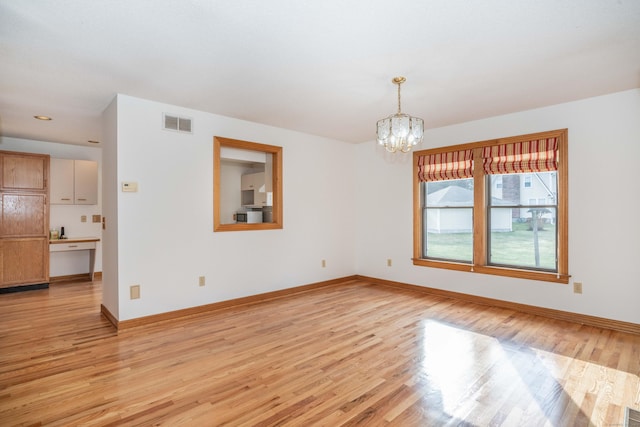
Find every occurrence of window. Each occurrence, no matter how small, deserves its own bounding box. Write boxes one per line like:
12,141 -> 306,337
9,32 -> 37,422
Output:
413,129 -> 568,283
488,172 -> 557,271
214,136 -> 283,232
423,178 -> 474,262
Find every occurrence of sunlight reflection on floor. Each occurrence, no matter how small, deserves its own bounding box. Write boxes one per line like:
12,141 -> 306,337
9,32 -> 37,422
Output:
415,320 -> 636,425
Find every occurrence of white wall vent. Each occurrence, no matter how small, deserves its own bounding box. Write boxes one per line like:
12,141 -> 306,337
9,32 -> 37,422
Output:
163,113 -> 193,134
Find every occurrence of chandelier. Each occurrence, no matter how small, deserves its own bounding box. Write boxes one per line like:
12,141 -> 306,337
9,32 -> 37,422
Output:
376,76 -> 424,153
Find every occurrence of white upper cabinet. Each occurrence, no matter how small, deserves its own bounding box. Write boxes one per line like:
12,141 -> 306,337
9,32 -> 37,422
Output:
73,160 -> 98,204
241,172 -> 265,192
50,159 -> 98,205
50,159 -> 74,204
241,172 -> 266,206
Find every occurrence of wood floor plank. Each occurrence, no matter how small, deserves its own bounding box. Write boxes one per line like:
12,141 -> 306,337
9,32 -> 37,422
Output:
1,279 -> 639,426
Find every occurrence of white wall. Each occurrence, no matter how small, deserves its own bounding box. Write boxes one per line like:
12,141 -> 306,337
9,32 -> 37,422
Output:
111,94 -> 357,321
101,97 -> 119,318
0,136 -> 103,277
355,89 -> 640,324
11,89 -> 636,326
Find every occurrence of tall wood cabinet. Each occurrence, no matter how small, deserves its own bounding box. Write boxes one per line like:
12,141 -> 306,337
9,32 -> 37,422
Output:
0,151 -> 50,289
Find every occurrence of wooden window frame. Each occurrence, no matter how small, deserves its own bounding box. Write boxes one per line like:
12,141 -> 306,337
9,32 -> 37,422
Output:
412,129 -> 569,284
213,136 -> 283,232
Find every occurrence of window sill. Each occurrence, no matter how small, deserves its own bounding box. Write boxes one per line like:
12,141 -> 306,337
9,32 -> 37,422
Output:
214,222 -> 282,232
412,258 -> 570,284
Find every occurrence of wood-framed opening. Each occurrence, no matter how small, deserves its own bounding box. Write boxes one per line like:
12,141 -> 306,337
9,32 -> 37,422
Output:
214,136 -> 283,232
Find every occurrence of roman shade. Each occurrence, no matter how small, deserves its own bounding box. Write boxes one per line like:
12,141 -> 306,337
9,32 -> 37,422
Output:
417,149 -> 473,182
482,138 -> 558,174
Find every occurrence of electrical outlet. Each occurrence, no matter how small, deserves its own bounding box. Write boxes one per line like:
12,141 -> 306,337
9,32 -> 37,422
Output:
573,282 -> 583,294
387,259 -> 392,267
321,259 -> 326,268
81,215 -> 87,223
130,285 -> 140,299
199,276 -> 206,287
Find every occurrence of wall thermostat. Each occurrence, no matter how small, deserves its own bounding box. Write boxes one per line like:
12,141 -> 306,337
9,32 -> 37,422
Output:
121,181 -> 138,192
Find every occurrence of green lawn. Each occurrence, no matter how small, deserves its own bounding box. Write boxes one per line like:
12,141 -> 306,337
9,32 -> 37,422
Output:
426,222 -> 557,270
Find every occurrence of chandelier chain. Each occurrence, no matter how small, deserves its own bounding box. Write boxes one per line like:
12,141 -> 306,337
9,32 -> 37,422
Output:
397,82 -> 402,114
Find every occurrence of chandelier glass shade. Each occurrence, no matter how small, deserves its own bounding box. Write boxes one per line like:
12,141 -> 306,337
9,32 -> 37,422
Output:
376,77 -> 424,153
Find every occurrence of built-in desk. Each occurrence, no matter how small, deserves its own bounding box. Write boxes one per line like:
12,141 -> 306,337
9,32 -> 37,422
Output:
49,237 -> 100,281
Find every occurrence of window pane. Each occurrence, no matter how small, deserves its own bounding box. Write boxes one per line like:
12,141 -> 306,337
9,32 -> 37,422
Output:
489,207 -> 557,270
488,172 -> 557,270
489,172 -> 557,206
423,178 -> 473,262
424,208 -> 473,262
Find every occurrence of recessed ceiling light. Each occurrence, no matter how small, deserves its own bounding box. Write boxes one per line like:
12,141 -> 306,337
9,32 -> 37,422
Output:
33,115 -> 52,121
88,140 -> 100,144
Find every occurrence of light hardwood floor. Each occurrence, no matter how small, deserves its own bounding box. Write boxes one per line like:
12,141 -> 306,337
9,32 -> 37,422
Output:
1,279 -> 639,426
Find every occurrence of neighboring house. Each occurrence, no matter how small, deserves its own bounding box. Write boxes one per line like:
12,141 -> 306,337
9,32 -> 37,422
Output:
427,172 -> 557,234
426,186 -> 512,233
492,172 -> 557,224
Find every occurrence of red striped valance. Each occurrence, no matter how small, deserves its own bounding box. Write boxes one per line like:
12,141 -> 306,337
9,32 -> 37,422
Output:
418,149 -> 473,182
483,138 -> 558,174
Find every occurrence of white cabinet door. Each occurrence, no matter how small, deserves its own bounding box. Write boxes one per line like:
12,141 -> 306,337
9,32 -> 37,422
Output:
50,158 -> 74,204
241,172 -> 264,191
241,172 -> 266,205
74,160 -> 98,205
50,159 -> 98,205
254,174 -> 267,205
241,174 -> 252,191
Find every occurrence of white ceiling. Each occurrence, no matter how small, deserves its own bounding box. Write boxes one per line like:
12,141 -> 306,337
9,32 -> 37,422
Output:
1,0 -> 639,147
